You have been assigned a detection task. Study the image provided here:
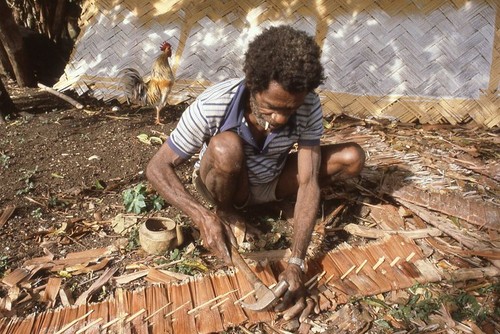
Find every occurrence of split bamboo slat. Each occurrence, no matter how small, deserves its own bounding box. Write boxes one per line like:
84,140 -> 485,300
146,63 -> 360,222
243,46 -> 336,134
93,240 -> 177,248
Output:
210,271 -> 247,328
0,235 -> 441,333
54,0 -> 499,127
190,276 -> 224,333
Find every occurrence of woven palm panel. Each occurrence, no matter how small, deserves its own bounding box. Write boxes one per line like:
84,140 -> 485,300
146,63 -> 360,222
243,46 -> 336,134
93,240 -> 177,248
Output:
0,236 -> 441,333
54,0 -> 499,127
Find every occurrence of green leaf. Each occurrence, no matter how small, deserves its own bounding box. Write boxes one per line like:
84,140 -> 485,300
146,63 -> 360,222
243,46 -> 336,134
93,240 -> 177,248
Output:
123,184 -> 148,214
95,179 -> 106,190
149,136 -> 163,145
126,194 -> 146,214
137,133 -> 151,145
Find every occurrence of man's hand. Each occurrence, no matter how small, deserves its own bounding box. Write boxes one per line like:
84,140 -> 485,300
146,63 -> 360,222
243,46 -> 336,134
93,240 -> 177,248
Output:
196,210 -> 243,265
275,265 -> 317,322
195,211 -> 235,265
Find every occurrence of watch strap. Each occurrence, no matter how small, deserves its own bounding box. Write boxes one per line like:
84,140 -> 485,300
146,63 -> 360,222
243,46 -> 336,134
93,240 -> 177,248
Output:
288,257 -> 306,272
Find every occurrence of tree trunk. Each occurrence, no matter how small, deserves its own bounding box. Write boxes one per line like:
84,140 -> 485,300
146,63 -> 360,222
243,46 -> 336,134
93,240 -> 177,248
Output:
0,78 -> 18,124
51,0 -> 66,43
0,42 -> 15,79
0,0 -> 35,87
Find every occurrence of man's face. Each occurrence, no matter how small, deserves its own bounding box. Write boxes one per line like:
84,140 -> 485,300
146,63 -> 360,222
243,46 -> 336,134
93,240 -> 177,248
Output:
250,81 -> 307,132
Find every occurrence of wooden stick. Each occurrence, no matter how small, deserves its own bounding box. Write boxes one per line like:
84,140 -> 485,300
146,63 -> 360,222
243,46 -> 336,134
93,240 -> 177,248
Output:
323,274 -> 335,285
100,314 -> 128,330
406,252 -> 416,262
340,265 -> 356,280
234,289 -> 256,305
143,302 -> 172,322
210,297 -> 229,310
0,205 -> 15,228
305,271 -> 325,287
37,83 -> 84,109
164,301 -> 190,318
373,256 -> 385,270
54,310 -> 93,334
125,309 -> 146,323
188,289 -> 238,314
344,223 -> 442,239
75,318 -> 102,334
390,257 -> 401,267
238,325 -> 254,334
307,271 -> 326,290
323,203 -> 346,225
355,259 -> 368,274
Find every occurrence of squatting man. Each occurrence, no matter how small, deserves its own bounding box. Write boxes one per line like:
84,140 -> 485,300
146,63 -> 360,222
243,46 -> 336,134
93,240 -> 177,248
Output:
146,25 -> 365,321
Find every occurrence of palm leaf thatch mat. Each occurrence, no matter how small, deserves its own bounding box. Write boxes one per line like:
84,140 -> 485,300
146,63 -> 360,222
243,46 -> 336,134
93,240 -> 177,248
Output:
54,0 -> 500,127
0,235 -> 443,334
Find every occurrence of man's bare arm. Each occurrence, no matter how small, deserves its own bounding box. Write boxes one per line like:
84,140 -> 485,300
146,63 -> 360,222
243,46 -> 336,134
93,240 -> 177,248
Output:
146,143 -> 232,263
290,145 -> 321,261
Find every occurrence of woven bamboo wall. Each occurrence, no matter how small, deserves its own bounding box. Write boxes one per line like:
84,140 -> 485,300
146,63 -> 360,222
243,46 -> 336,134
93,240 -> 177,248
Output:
54,0 -> 500,127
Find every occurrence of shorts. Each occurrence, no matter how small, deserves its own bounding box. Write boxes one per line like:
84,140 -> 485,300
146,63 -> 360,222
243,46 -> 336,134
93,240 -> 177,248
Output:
236,177 -> 280,208
192,169 -> 280,209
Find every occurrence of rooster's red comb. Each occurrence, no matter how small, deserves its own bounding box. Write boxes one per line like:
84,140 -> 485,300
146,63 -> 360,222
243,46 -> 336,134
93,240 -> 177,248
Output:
160,41 -> 171,51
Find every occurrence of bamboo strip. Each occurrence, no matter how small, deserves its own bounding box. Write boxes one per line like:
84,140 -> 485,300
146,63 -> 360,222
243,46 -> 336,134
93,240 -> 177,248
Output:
355,260 -> 368,274
53,310 -> 93,334
143,302 -> 172,322
125,309 -> 146,323
101,314 -> 128,331
340,265 -> 356,280
210,297 -> 229,310
75,318 -> 102,334
187,289 -> 238,314
233,287 -> 256,305
372,257 -> 385,270
164,301 -> 190,318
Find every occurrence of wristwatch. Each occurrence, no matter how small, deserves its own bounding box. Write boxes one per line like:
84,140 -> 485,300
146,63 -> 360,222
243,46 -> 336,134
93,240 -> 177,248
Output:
288,257 -> 306,272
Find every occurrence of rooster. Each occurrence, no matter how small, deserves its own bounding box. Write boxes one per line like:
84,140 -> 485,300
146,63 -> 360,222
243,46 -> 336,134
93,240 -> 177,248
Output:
119,41 -> 174,124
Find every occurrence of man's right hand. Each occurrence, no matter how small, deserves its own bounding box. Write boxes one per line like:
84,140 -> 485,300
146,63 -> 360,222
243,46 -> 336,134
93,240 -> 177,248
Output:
196,210 -> 239,265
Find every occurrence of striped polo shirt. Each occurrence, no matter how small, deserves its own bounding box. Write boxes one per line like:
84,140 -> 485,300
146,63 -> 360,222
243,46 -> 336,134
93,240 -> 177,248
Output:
167,78 -> 323,185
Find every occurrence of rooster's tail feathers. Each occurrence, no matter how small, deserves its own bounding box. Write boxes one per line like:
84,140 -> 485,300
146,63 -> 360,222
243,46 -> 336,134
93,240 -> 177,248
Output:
119,68 -> 147,105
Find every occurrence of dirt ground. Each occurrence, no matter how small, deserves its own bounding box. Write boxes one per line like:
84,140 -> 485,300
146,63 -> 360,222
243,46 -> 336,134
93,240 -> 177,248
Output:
0,81 -> 499,333
0,83 -> 188,302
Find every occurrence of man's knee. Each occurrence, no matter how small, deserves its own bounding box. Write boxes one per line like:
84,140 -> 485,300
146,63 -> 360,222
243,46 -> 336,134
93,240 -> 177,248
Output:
342,143 -> 365,177
205,132 -> 245,173
321,142 -> 365,180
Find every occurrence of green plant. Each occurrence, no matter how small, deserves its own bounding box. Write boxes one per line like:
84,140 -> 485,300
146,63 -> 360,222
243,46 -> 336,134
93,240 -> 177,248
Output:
0,255 -> 9,277
389,285 -> 440,324
48,196 -> 68,209
31,207 -> 43,219
16,167 -> 38,195
445,290 -> 491,324
126,227 -> 140,251
165,246 -> 206,276
123,184 -> 148,213
150,194 -> 165,211
169,248 -> 182,261
122,183 -> 165,214
0,153 -> 10,168
97,286 -> 108,302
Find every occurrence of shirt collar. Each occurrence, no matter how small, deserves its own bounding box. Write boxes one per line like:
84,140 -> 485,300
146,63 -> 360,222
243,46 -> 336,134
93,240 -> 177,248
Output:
220,80 -> 296,153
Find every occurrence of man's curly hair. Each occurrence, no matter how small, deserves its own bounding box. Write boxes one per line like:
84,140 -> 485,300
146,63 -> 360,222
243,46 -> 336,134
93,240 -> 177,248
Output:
243,25 -> 325,93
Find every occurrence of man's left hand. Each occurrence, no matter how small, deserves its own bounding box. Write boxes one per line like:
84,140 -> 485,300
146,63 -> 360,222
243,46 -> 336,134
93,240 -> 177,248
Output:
275,265 -> 318,322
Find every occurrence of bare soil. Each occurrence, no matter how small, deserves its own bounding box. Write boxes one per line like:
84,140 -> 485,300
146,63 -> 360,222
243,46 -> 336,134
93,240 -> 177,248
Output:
0,82 -> 192,307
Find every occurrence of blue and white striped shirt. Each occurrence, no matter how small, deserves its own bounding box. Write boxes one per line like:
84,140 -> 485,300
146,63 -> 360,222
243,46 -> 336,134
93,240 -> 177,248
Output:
167,78 -> 323,185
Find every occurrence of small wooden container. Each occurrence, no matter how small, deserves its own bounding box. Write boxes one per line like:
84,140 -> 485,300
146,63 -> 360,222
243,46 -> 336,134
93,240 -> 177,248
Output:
139,218 -> 183,255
